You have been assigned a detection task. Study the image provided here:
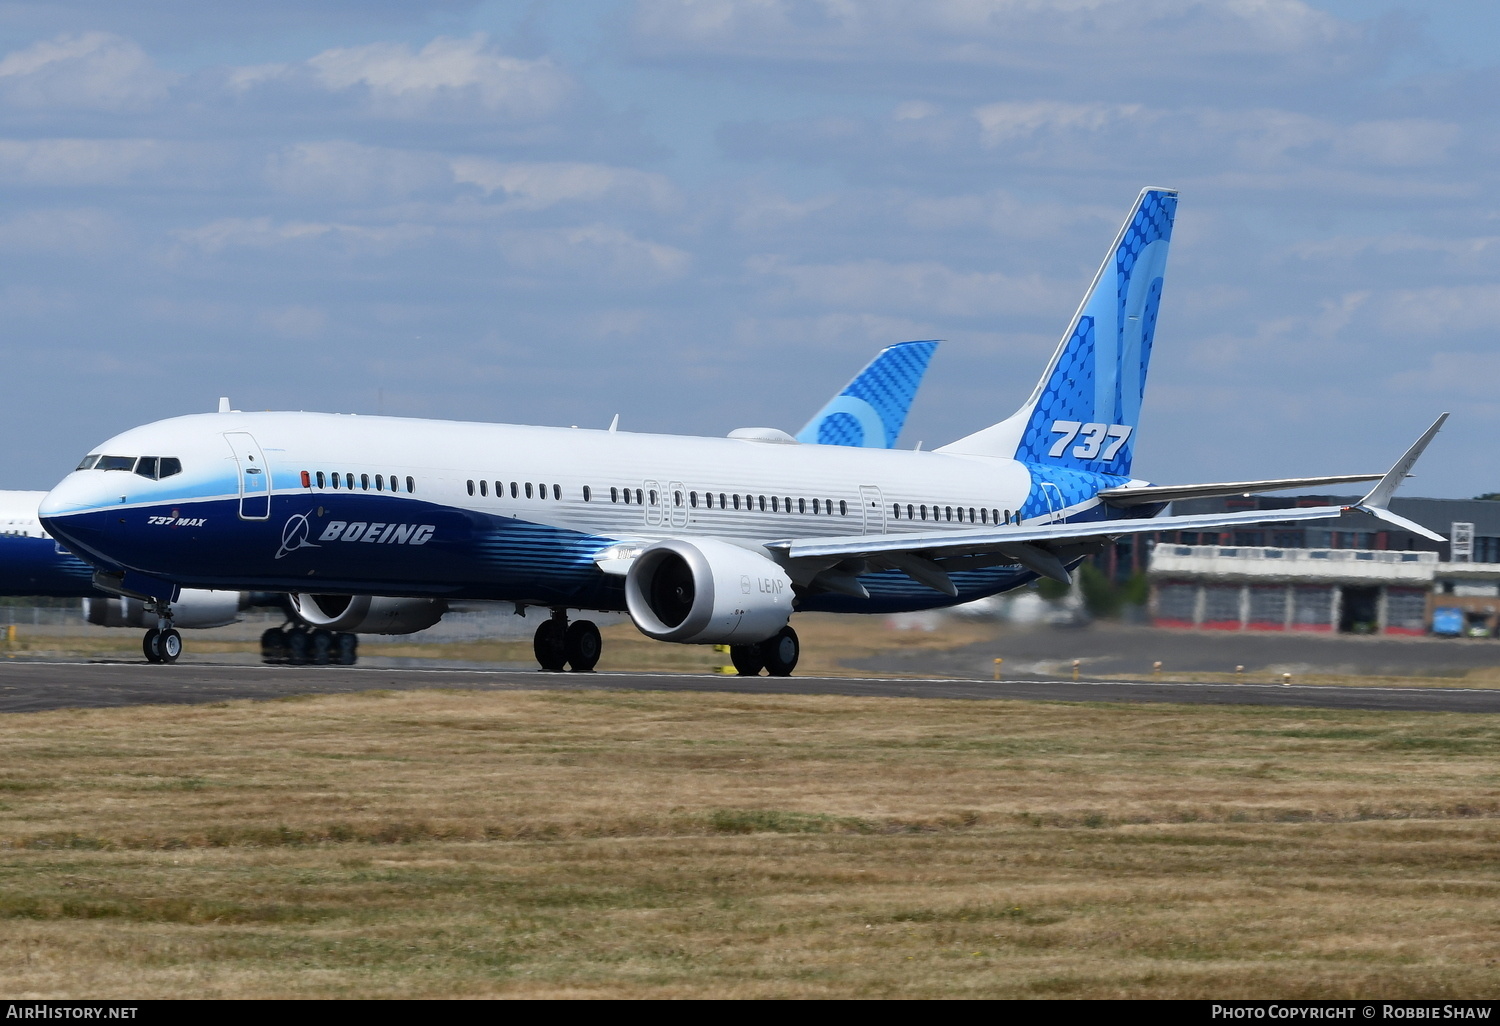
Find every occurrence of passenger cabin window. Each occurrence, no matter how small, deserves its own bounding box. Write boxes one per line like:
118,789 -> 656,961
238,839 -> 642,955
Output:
407,476 -> 415,493
467,480 -> 475,496
346,473 -> 354,490
840,500 -> 848,516
479,480 -> 486,497
553,484 -> 561,500
799,498 -> 806,514
525,483 -> 533,498
610,487 -> 619,503
583,486 -> 592,502
377,475 -> 385,491
331,474 -> 341,489
675,491 -> 683,507
635,489 -> 643,505
689,491 -> 697,507
316,472 -> 326,488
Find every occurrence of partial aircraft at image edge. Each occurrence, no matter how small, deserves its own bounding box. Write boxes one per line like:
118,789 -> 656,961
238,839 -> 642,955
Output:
38,188 -> 1446,674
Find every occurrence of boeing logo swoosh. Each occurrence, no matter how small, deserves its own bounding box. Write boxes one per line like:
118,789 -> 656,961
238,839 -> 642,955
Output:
275,511 -> 320,559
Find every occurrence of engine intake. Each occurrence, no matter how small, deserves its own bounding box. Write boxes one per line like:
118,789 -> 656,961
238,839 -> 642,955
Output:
287,594 -> 447,635
625,537 -> 793,644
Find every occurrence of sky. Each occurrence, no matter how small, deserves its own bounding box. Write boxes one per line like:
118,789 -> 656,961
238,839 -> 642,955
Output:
0,0 -> 1497,496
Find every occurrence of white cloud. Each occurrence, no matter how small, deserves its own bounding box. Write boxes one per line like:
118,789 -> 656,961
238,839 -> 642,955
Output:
746,254 -> 1071,319
265,141 -> 453,200
973,101 -> 1145,148
450,159 -> 678,211
306,34 -> 573,118
630,0 -> 1378,81
0,32 -> 176,110
175,217 -> 435,255
499,225 -> 691,283
0,139 -> 179,185
0,208 -> 124,254
1375,285 -> 1500,338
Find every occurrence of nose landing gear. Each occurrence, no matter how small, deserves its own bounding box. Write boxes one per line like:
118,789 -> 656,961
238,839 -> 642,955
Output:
533,609 -> 602,672
142,601 -> 182,664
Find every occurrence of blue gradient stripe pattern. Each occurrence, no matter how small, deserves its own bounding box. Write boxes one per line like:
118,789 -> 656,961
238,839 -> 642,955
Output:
797,340 -> 938,448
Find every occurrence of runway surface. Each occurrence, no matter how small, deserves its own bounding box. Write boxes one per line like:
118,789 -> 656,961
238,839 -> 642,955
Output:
1,659 -> 1498,714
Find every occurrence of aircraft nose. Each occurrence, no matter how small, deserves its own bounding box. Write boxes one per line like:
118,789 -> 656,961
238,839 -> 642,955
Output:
39,472 -> 107,518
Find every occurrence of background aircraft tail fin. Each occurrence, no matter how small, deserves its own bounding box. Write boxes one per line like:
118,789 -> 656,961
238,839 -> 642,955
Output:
936,187 -> 1177,477
796,340 -> 938,448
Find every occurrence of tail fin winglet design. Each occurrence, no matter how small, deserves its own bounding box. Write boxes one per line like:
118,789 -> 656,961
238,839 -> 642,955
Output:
796,340 -> 938,448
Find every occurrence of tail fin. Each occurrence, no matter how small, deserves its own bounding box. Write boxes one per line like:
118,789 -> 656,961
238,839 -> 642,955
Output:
936,187 -> 1177,476
796,340 -> 938,448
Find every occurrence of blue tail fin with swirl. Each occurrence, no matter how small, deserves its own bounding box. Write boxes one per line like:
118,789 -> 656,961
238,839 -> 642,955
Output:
936,188 -> 1176,477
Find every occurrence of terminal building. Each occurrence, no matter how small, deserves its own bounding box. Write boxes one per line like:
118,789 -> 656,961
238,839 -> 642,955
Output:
1142,496 -> 1500,636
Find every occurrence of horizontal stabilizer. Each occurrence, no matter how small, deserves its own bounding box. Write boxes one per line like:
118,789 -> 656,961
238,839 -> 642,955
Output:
1100,474 -> 1382,507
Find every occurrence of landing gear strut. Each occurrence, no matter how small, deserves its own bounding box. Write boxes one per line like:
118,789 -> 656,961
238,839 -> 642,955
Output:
534,610 -> 602,672
142,601 -> 181,665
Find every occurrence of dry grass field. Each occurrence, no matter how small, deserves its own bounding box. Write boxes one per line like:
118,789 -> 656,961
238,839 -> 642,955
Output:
0,686 -> 1497,998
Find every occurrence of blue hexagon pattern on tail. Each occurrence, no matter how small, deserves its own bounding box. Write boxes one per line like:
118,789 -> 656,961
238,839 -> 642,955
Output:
796,340 -> 938,448
937,188 -> 1176,483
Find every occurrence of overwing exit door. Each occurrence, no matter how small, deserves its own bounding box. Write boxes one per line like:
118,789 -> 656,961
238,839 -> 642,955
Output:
223,432 -> 271,520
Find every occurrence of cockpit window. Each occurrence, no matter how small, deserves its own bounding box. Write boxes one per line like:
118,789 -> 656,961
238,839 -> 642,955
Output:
96,455 -> 136,472
158,457 -> 182,478
135,457 -> 158,479
76,455 -> 100,471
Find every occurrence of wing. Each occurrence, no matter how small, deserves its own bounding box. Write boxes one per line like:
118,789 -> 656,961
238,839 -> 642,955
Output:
1098,474 -> 1381,507
765,415 -> 1448,597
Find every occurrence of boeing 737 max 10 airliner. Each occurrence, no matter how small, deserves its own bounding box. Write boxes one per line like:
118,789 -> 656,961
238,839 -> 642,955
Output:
39,188 -> 1445,673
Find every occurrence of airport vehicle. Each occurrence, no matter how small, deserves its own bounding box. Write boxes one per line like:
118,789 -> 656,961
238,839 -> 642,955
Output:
39,188 -> 1446,672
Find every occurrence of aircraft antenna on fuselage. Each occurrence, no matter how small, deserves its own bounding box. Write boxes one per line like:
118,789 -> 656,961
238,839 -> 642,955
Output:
608,414 -> 619,433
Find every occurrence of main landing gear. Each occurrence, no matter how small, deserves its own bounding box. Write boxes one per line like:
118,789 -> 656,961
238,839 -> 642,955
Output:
142,601 -> 181,665
260,625 -> 359,666
533,609 -> 602,673
730,625 -> 800,678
